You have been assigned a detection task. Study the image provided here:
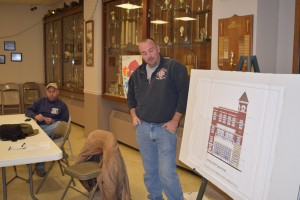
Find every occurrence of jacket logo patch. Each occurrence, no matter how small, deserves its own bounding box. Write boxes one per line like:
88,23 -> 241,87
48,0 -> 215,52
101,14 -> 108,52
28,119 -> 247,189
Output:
51,108 -> 59,115
156,68 -> 167,80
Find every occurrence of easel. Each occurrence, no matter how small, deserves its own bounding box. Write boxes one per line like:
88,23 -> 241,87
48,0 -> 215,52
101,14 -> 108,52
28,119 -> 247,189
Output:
194,168 -> 208,200
194,56 -> 260,200
236,55 -> 260,72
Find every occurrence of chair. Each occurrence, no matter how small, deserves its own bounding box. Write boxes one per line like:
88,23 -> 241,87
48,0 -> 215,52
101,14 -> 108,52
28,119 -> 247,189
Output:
0,84 -> 3,115
1,83 -> 21,114
23,82 -> 40,113
64,116 -> 75,160
35,121 -> 71,194
60,161 -> 100,200
53,116 -> 75,160
61,130 -> 131,200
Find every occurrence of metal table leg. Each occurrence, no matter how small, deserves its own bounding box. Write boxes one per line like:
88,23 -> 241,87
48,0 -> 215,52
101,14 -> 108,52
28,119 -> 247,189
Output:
2,167 -> 7,200
27,164 -> 38,200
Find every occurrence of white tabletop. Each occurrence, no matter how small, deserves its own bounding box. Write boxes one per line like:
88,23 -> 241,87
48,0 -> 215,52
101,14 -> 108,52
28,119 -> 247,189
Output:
0,114 -> 62,167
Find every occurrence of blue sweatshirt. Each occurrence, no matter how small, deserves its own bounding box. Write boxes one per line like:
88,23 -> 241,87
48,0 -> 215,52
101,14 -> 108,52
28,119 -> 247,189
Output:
25,97 -> 69,125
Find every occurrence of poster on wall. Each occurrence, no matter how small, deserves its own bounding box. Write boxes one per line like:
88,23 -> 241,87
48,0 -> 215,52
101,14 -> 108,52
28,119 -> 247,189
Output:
121,55 -> 142,97
180,70 -> 300,200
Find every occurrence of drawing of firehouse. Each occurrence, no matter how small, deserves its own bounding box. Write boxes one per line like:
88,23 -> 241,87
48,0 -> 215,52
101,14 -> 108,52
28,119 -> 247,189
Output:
207,92 -> 248,169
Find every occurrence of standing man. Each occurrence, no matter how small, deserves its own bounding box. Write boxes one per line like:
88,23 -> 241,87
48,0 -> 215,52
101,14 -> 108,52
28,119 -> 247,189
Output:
127,38 -> 189,200
25,82 -> 69,177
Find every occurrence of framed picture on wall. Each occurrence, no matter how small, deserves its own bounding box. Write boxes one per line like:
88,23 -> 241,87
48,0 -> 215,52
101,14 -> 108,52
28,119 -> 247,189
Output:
85,20 -> 94,66
0,55 -> 5,64
4,41 -> 16,51
11,53 -> 22,62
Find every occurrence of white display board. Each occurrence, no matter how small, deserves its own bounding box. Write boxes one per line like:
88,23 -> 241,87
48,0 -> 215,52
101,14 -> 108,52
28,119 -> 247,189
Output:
180,70 -> 300,200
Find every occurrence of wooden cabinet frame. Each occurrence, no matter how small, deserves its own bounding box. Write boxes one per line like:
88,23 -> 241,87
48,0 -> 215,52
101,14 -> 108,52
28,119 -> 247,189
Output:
293,0 -> 300,74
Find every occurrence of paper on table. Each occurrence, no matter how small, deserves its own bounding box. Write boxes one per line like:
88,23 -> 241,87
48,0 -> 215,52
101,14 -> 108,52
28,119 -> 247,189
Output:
9,142 -> 26,150
26,141 -> 51,151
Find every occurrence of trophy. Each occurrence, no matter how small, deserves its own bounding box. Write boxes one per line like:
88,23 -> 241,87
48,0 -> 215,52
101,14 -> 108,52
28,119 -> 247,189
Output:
179,0 -> 184,8
163,0 -> 170,10
126,10 -> 131,45
229,50 -> 236,66
111,11 -> 117,48
180,26 -> 184,37
156,0 -> 172,44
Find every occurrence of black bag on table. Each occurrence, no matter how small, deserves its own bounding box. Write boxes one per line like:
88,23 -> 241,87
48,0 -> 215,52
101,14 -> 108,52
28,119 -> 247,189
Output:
0,123 -> 39,142
0,124 -> 26,141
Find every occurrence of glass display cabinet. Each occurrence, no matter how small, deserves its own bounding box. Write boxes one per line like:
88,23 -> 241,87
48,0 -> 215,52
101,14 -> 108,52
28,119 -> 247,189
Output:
44,3 -> 84,93
45,18 -> 62,85
62,12 -> 84,90
103,0 -> 144,101
102,0 -> 212,101
149,0 -> 212,75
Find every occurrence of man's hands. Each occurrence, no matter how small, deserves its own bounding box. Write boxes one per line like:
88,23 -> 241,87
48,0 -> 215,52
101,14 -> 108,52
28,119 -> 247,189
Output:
130,108 -> 183,134
130,108 -> 141,126
132,115 -> 141,126
35,114 -> 54,124
162,119 -> 179,133
162,112 -> 182,134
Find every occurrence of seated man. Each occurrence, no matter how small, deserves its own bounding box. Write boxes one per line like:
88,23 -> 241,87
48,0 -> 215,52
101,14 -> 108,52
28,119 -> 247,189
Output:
25,82 -> 69,177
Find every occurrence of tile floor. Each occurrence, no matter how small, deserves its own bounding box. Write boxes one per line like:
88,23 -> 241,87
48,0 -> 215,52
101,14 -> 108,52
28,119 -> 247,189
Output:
0,123 -> 231,200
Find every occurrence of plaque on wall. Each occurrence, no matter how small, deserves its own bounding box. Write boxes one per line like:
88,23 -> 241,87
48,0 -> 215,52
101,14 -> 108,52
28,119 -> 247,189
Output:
218,14 -> 253,71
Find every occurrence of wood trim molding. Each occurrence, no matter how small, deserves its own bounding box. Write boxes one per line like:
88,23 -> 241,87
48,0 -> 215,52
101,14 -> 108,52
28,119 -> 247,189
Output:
292,0 -> 300,74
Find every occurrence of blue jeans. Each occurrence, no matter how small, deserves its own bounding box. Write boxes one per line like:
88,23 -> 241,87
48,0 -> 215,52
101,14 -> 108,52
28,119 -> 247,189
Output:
40,121 -> 61,138
136,121 -> 183,200
37,121 -> 61,169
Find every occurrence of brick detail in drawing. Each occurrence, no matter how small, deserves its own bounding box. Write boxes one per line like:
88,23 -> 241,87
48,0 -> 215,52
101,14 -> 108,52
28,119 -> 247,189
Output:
207,92 -> 248,169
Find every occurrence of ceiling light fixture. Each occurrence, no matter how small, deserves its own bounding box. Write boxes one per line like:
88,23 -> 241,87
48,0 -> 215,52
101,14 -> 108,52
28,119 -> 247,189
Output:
150,20 -> 168,24
116,3 -> 142,9
174,17 -> 196,21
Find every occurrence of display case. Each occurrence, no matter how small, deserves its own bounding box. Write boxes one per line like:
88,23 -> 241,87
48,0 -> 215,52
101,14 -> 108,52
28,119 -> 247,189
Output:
149,0 -> 212,75
44,3 -> 84,93
103,0 -> 144,101
102,0 -> 212,101
45,17 -> 62,85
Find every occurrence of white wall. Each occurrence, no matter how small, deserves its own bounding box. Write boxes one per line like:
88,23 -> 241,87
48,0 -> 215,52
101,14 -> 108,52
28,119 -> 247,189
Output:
276,0 -> 295,74
0,3 -> 50,83
84,0 -> 102,96
211,0 -> 295,73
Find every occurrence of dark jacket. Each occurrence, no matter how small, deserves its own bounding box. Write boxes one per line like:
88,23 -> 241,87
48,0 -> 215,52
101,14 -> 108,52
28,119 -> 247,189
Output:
127,56 -> 189,123
25,97 -> 69,125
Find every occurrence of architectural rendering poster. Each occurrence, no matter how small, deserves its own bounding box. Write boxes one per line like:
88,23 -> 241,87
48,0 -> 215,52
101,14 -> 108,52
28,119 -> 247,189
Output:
180,70 -> 300,200
121,55 -> 142,97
